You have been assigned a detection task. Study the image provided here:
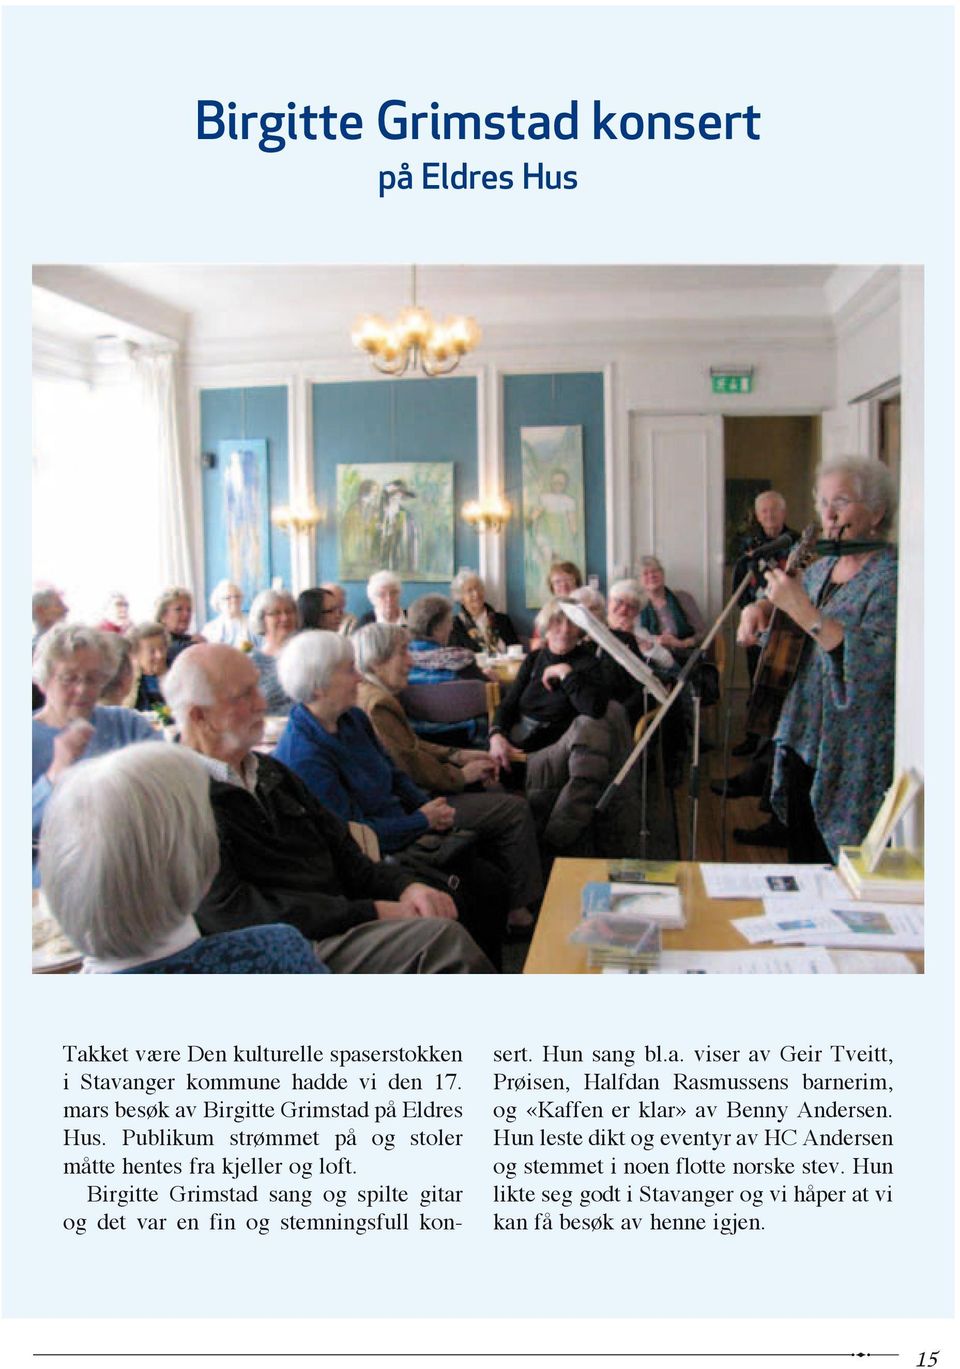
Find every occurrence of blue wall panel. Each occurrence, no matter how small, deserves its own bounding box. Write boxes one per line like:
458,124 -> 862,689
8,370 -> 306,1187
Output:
199,386 -> 291,610
502,372 -> 606,634
312,376 -> 479,618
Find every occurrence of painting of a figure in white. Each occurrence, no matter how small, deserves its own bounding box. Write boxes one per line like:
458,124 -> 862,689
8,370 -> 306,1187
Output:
521,425 -> 586,607
220,439 -> 270,607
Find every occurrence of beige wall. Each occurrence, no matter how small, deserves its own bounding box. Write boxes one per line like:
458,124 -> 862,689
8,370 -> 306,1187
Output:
723,415 -> 819,533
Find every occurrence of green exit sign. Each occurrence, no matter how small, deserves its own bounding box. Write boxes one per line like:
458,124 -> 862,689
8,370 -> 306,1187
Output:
712,372 -> 753,395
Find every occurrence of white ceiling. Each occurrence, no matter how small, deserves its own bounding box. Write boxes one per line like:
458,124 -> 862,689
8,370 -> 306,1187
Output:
32,263 -> 887,374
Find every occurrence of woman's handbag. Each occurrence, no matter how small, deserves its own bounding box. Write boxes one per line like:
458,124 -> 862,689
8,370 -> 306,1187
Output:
508,714 -> 549,747
408,828 -> 479,868
390,828 -> 480,890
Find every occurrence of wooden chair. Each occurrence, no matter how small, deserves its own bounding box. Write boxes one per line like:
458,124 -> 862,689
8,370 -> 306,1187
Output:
633,706 -> 666,802
348,822 -> 381,862
712,632 -> 726,682
484,680 -> 501,728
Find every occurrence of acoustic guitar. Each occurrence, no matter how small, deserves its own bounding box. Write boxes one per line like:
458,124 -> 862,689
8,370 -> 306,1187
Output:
744,523 -> 819,739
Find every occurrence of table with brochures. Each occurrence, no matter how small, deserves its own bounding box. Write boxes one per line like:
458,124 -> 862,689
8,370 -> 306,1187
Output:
523,859 -> 923,975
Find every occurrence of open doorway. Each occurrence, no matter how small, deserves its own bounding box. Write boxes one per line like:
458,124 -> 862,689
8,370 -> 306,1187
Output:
723,414 -> 820,698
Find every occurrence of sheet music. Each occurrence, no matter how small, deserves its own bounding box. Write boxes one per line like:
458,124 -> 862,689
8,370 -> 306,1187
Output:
559,600 -> 669,703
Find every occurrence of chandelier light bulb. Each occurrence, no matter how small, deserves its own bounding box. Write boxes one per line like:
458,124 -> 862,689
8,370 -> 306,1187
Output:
351,314 -> 389,353
351,268 -> 480,377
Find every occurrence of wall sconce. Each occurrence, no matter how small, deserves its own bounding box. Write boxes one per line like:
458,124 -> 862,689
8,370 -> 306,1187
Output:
461,496 -> 511,534
271,503 -> 323,535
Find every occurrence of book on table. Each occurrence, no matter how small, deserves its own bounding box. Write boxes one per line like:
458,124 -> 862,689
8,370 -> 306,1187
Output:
836,767 -> 924,902
607,858 -> 680,886
837,846 -> 924,903
579,881 -> 686,929
860,767 -> 922,871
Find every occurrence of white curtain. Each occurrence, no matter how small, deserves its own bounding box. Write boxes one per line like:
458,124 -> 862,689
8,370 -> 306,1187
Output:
136,349 -> 200,599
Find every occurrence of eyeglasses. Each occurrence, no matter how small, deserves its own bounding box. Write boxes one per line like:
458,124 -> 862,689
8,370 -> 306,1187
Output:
53,671 -> 107,689
817,494 -> 859,514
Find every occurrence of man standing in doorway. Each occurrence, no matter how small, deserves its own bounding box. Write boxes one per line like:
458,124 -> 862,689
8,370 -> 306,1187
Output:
714,490 -> 799,846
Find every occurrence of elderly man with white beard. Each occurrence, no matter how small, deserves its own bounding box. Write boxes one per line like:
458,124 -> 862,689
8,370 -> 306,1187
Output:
163,644 -> 494,973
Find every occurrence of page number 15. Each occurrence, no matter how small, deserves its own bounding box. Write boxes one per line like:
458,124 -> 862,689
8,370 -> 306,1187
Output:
917,1353 -> 940,1366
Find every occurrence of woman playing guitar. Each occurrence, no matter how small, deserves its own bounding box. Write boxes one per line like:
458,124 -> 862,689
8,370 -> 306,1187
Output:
737,456 -> 898,863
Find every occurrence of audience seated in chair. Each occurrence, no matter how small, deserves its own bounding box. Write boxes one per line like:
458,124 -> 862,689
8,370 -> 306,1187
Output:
354,622 -> 542,933
272,630 -> 511,965
162,643 -> 493,974
126,621 -> 170,711
32,586 -> 68,653
449,568 -> 520,655
403,594 -> 490,747
488,599 -> 639,858
97,591 -> 131,636
202,580 -> 251,648
32,624 -> 161,879
155,587 -> 203,665
39,745 -> 327,974
357,570 -> 406,630
248,588 -> 298,714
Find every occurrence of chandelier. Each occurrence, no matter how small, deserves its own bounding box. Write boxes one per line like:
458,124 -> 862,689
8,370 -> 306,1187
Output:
351,266 -> 481,377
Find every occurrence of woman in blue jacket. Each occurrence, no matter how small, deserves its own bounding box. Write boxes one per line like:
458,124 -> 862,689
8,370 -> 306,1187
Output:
273,631 -> 508,964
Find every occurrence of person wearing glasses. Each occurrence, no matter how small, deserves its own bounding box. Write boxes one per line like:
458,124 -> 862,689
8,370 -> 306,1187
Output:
737,456 -> 898,862
32,624 -> 160,879
202,580 -> 251,648
249,588 -> 299,713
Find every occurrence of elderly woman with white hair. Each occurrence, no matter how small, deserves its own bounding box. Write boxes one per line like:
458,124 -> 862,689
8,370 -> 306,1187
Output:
571,583 -> 651,729
607,580 -> 676,670
357,570 -> 406,630
202,579 -> 251,648
598,580 -> 688,783
32,624 -> 160,876
249,587 -> 299,713
354,622 -> 542,931
272,630 -> 510,964
738,455 -> 899,862
39,745 -> 326,974
637,557 -> 704,660
97,591 -> 131,635
449,568 -> 519,655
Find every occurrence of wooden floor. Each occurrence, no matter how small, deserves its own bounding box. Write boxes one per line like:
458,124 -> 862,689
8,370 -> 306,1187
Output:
669,690 -> 786,865
673,753 -> 785,864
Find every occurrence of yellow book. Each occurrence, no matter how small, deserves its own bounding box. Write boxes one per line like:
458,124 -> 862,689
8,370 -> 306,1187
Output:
837,846 -> 924,902
861,768 -> 923,872
607,859 -> 681,886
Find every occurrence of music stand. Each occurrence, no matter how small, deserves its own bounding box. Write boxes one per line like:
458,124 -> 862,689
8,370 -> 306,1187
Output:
592,570 -> 759,860
560,601 -> 669,858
